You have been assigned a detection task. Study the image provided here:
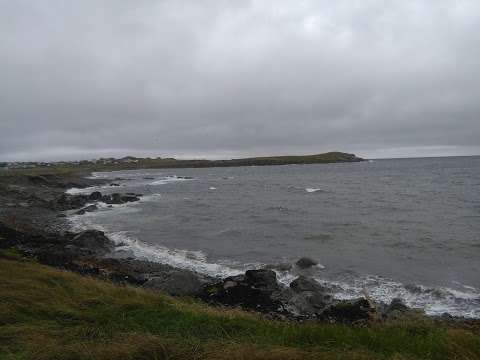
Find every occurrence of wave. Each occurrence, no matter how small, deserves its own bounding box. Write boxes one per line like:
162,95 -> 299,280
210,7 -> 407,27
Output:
68,207 -> 480,317
68,216 -> 241,279
305,188 -> 323,193
149,175 -> 194,186
321,275 -> 480,318
66,183 -> 125,195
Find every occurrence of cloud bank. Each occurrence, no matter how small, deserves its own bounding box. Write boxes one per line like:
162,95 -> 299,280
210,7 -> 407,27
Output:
1,0 -> 479,161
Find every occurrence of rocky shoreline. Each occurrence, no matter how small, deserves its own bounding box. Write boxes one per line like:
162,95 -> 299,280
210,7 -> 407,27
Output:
0,171 -> 478,327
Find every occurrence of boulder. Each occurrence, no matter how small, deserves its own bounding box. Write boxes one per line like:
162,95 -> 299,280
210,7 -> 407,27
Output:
388,298 -> 409,313
286,276 -> 333,314
381,298 -> 412,319
290,276 -> 327,293
201,269 -> 283,313
101,193 -> 140,204
56,194 -> 90,209
84,204 -> 98,212
245,269 -> 279,290
320,298 -> 376,324
264,262 -> 293,272
75,204 -> 98,215
120,194 -> 140,203
88,191 -> 103,201
296,257 -> 318,269
143,270 -> 204,296
71,230 -> 114,255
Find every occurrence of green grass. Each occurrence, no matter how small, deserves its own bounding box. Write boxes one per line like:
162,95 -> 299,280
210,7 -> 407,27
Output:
0,259 -> 479,360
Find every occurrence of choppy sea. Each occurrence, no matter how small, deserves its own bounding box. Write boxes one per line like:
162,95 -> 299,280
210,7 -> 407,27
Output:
67,156 -> 480,318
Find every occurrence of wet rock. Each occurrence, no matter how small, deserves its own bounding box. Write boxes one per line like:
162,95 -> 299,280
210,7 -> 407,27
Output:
290,276 -> 327,293
101,193 -> 140,205
286,276 -> 333,314
201,269 -> 283,313
380,298 -> 414,319
143,270 -> 204,296
56,194 -> 90,209
120,194 -> 141,203
296,257 -> 318,269
245,269 -> 279,290
84,204 -> 98,212
75,204 -> 98,215
388,298 -> 409,313
88,191 -> 103,201
71,230 -> 114,255
264,262 -> 293,272
320,298 -> 376,324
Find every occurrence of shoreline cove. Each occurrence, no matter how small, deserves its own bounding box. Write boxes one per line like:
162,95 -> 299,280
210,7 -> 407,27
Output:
1,159 -> 479,324
66,167 -> 480,319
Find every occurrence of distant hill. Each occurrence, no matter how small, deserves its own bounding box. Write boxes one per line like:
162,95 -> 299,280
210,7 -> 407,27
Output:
3,152 -> 364,174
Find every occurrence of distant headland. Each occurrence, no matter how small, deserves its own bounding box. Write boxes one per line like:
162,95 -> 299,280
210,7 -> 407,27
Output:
1,152 -> 364,172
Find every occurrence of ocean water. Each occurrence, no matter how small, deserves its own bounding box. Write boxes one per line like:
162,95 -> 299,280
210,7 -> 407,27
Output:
67,156 -> 480,318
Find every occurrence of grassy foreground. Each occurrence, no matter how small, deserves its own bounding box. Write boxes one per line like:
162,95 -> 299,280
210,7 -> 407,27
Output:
0,255 -> 479,360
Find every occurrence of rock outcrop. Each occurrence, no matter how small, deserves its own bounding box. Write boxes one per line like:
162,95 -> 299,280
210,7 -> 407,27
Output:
201,269 -> 285,313
143,270 -> 206,296
295,257 -> 318,269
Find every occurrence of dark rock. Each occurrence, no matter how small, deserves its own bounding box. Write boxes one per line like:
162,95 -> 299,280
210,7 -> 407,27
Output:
290,276 -> 327,293
100,193 -> 139,204
296,257 -> 318,269
120,194 -> 140,203
143,270 -> 204,296
111,193 -> 122,203
88,191 -> 103,201
388,298 -> 409,313
71,230 -> 114,255
109,183 -> 120,186
201,269 -> 283,313
76,204 -> 98,215
320,298 -> 376,324
83,204 -> 98,212
286,276 -> 333,314
56,194 -> 90,209
245,269 -> 279,290
264,262 -> 292,272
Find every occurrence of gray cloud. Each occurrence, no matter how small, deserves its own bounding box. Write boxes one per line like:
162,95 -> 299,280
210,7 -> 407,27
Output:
1,0 -> 479,161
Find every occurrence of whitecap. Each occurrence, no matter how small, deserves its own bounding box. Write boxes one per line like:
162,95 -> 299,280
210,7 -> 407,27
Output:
108,231 -> 240,278
149,176 -> 194,186
66,183 -> 125,195
305,188 -> 322,193
315,274 -> 480,318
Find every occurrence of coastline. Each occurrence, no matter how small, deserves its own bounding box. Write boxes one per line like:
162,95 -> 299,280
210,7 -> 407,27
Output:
1,169 -> 479,327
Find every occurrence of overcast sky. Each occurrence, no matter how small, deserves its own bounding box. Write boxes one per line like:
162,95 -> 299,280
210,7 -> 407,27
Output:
1,1 -> 479,161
